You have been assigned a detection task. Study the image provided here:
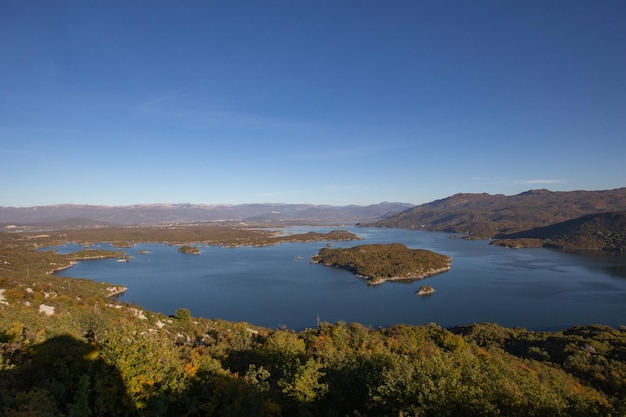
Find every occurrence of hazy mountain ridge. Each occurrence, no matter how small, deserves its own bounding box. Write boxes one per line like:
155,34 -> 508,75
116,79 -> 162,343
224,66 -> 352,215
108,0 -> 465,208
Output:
368,187 -> 626,238
0,202 -> 414,228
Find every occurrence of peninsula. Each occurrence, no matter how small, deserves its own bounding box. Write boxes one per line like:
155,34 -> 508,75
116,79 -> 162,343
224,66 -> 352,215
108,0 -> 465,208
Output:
311,243 -> 451,285
34,226 -> 361,248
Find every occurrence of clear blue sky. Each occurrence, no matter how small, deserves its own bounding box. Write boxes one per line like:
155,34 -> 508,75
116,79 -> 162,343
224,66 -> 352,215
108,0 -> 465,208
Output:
1,1 -> 625,207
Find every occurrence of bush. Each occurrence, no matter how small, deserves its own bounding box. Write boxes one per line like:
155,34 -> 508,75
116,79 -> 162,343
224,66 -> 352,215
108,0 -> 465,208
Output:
175,308 -> 192,321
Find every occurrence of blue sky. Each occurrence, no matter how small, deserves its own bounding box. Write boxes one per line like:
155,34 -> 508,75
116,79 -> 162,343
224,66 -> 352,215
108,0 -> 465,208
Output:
1,1 -> 625,207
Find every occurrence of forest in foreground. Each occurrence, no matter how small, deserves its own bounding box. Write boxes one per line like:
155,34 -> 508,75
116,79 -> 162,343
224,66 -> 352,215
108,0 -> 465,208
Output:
1,227 -> 626,416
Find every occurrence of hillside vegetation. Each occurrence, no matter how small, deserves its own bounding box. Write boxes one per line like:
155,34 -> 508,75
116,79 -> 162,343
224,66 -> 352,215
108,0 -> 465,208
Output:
492,211 -> 626,251
311,243 -> 451,284
2,227 -> 626,416
29,226 -> 360,248
368,188 -> 626,238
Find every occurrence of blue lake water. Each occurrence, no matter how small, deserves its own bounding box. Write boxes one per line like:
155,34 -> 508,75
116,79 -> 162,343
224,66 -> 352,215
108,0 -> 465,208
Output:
51,227 -> 626,330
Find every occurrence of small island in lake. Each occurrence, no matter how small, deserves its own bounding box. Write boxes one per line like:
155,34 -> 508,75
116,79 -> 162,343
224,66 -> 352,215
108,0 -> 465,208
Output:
68,249 -> 129,261
311,243 -> 451,285
178,245 -> 200,255
416,285 -> 435,296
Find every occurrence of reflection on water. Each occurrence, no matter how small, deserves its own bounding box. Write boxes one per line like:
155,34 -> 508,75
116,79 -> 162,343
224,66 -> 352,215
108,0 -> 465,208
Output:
604,265 -> 626,278
556,249 -> 626,279
52,227 -> 626,330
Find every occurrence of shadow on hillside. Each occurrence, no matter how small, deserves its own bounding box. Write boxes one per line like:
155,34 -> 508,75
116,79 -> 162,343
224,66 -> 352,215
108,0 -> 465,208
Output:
0,333 -> 314,417
0,333 -> 135,416
2,324 -> 621,417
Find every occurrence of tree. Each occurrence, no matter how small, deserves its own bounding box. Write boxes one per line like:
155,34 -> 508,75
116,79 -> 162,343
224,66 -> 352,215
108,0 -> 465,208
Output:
175,308 -> 192,322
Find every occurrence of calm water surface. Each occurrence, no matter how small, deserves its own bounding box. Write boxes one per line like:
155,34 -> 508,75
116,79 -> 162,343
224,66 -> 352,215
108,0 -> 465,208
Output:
52,227 -> 626,330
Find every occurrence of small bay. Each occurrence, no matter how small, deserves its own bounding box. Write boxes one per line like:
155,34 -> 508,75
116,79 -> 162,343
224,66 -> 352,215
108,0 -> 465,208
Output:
53,227 -> 626,330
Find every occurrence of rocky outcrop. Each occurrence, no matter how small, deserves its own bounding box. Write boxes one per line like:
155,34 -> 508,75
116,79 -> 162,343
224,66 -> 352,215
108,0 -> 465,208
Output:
416,285 -> 435,296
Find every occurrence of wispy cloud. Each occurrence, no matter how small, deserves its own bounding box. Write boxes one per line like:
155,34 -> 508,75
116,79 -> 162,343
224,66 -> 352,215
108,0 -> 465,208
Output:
133,95 -> 309,131
515,179 -> 565,185
133,96 -> 173,113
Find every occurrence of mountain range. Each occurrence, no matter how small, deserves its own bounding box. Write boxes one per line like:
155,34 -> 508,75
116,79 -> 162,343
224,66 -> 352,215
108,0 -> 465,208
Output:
367,187 -> 626,238
4,188 -> 626,244
0,202 -> 414,229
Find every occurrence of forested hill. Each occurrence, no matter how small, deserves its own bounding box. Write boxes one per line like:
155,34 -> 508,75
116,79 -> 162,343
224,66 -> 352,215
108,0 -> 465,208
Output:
492,211 -> 626,251
367,187 -> 626,238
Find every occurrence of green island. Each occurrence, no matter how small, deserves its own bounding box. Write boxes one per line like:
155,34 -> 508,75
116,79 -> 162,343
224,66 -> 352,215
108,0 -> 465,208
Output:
311,243 -> 451,285
178,245 -> 200,255
1,226 -> 626,416
67,248 -> 130,261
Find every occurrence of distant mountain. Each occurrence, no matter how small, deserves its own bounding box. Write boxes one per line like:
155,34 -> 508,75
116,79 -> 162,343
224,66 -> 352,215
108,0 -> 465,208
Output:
244,202 -> 413,223
0,202 -> 414,229
492,211 -> 626,251
366,188 -> 626,238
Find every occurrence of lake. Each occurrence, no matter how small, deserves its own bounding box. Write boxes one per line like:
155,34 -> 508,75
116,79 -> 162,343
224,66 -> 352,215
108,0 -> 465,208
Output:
52,226 -> 626,330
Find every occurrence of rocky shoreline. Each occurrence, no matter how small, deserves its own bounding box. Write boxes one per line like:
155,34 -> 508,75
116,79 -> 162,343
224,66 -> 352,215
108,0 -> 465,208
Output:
105,286 -> 128,298
47,261 -> 77,274
362,266 -> 452,286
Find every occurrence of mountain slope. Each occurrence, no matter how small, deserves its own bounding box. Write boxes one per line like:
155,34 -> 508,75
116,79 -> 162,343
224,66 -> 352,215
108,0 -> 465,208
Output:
493,211 -> 626,251
368,188 -> 626,237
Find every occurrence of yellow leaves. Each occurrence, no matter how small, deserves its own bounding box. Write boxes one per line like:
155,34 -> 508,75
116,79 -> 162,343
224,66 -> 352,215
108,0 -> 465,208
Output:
83,348 -> 100,362
4,321 -> 24,342
385,336 -> 399,351
473,346 -> 492,359
279,358 -> 328,403
184,362 -> 199,377
571,380 -> 587,395
265,330 -> 306,357
518,362 -> 538,376
307,333 -> 334,357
